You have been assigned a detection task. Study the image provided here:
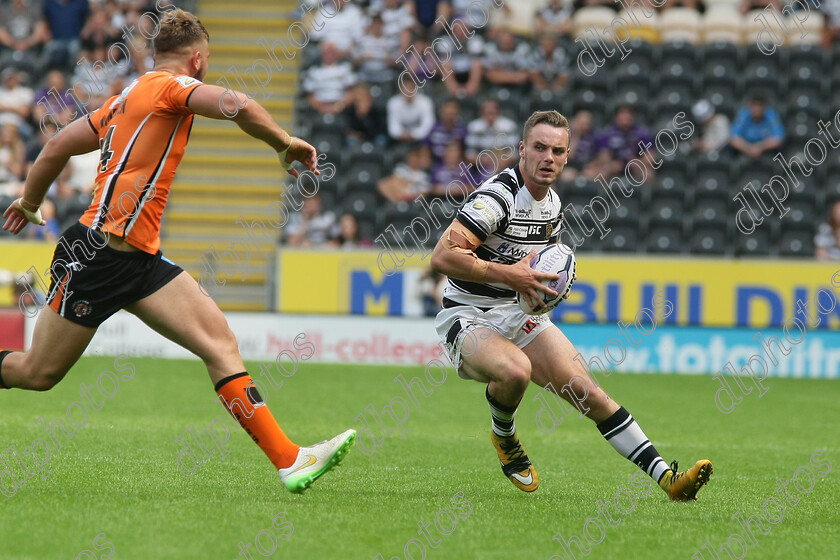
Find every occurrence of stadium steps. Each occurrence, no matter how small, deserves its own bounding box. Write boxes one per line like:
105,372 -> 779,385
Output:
163,0 -> 300,312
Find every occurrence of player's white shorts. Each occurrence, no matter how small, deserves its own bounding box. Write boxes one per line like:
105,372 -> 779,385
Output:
434,301 -> 554,379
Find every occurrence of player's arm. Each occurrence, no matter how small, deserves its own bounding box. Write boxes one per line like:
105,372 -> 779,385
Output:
430,219 -> 558,305
187,84 -> 318,177
3,117 -> 99,234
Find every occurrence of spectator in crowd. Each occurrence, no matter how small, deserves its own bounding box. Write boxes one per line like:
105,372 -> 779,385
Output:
342,84 -> 388,147
573,0 -> 621,10
309,0 -> 367,57
121,7 -> 155,78
564,109 -> 598,179
433,18 -> 483,99
441,0 -> 507,27
399,34 -> 439,87
387,87 -> 435,142
414,0 -> 446,30
431,140 -> 467,196
79,4 -> 120,52
328,213 -> 371,249
739,0 -> 781,14
465,99 -> 518,165
482,29 -> 532,92
0,68 -> 33,134
529,34 -> 570,93
42,0 -> 90,69
0,0 -> 51,72
71,46 -> 126,108
593,104 -> 654,178
26,119 -> 55,164
815,200 -> 840,260
379,0 -> 417,53
472,146 -> 514,183
821,0 -> 840,46
352,15 -> 396,85
285,193 -> 338,247
535,0 -> 573,36
691,99 -> 730,155
729,94 -> 784,161
33,69 -> 74,125
417,268 -> 446,316
425,99 -> 466,163
377,143 -> 432,202
665,0 -> 706,9
0,123 -> 25,195
303,41 -> 357,115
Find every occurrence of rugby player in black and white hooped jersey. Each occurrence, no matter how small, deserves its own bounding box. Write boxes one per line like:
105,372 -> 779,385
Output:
430,111 -> 712,500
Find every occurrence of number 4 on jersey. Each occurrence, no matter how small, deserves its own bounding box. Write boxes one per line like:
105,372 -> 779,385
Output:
100,125 -> 116,172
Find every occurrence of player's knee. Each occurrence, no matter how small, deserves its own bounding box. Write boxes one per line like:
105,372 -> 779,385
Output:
201,327 -> 240,366
502,355 -> 532,390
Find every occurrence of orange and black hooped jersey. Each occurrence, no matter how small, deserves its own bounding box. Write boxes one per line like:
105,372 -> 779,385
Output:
81,71 -> 203,254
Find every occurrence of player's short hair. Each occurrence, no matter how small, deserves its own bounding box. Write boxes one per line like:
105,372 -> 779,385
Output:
154,9 -> 209,55
522,110 -> 570,144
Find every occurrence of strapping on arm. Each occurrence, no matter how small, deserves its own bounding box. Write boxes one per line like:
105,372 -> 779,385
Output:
443,221 -> 489,283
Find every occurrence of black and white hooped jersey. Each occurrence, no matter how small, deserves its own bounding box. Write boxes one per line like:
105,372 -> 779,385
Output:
444,165 -> 563,308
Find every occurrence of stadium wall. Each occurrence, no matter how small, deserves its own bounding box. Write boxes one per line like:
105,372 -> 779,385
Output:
275,250 -> 840,329
22,311 -> 840,378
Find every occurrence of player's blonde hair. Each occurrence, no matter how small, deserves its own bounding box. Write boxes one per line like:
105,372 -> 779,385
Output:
522,111 -> 570,143
154,9 -> 209,55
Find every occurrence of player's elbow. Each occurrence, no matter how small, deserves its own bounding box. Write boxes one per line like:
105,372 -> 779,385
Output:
430,243 -> 448,274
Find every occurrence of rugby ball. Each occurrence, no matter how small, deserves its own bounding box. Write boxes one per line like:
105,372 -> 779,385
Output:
517,244 -> 576,315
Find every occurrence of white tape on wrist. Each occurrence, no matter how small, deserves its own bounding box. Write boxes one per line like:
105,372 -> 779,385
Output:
277,140 -> 293,170
18,198 -> 43,224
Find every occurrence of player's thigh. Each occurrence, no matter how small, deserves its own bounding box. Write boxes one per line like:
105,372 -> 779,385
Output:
123,271 -> 242,367
23,306 -> 97,377
522,325 -> 617,419
460,327 -> 532,384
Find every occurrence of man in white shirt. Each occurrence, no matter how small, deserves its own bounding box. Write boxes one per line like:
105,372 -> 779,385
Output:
465,99 -> 518,164
303,41 -> 356,114
0,68 -> 33,133
387,87 -> 435,142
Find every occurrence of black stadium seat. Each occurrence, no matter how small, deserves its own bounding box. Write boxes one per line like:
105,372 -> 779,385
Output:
690,228 -> 728,255
736,228 -> 773,257
649,194 -> 684,225
602,225 -> 639,252
692,198 -> 729,229
779,228 -> 815,257
646,226 -> 683,254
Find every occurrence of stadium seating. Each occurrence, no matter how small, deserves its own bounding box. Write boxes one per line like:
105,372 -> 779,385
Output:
282,5 -> 833,266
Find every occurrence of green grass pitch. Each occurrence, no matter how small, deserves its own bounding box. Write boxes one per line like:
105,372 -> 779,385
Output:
0,356 -> 838,559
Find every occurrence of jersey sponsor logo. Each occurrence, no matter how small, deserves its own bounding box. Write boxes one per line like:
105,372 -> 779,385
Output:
496,243 -> 530,259
515,209 -> 531,217
471,197 -> 505,226
174,76 -> 201,88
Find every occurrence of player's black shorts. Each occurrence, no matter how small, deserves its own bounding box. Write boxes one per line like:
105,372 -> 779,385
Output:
45,222 -> 183,327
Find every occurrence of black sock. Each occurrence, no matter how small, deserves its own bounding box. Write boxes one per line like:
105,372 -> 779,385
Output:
486,386 -> 518,438
597,406 -> 669,483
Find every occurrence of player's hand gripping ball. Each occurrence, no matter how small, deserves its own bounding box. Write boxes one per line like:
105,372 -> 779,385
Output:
517,244 -> 576,315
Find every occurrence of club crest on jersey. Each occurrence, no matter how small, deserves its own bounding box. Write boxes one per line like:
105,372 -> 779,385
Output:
546,224 -> 553,236
73,300 -> 93,318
